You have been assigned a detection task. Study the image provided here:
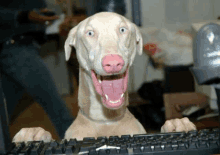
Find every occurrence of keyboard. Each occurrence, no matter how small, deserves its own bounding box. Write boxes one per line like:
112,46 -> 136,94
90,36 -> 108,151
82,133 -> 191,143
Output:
6,128 -> 220,155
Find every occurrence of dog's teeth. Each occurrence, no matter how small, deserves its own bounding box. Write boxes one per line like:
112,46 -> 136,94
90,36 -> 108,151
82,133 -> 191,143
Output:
121,93 -> 124,98
105,94 -> 109,100
110,100 -> 117,104
97,75 -> 101,83
109,99 -> 120,104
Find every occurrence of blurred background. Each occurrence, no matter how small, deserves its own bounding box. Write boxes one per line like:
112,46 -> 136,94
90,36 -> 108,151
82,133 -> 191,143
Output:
9,0 -> 220,140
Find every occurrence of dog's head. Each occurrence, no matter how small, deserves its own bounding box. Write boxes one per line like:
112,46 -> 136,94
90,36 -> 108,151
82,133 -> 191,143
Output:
65,12 -> 143,110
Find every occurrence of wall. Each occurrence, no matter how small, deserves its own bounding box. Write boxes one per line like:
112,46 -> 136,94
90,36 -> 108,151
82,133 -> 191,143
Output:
44,0 -> 220,94
126,0 -> 220,92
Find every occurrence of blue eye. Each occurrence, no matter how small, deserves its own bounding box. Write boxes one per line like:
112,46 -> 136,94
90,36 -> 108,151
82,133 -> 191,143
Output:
119,27 -> 127,34
87,30 -> 94,36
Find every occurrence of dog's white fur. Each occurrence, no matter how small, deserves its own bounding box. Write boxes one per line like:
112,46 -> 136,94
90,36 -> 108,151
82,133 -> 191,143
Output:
12,12 -> 196,142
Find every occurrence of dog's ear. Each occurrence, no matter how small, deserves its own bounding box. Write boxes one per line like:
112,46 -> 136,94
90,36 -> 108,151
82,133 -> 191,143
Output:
134,25 -> 143,55
64,26 -> 78,61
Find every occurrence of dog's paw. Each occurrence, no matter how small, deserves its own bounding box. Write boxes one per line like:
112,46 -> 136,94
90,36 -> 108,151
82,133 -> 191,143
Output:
161,117 -> 197,133
12,127 -> 52,143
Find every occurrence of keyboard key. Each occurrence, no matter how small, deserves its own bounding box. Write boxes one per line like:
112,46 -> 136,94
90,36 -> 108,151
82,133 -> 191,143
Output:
151,141 -> 158,145
188,142 -> 198,149
68,138 -> 78,146
18,142 -> 33,155
95,142 -> 104,148
178,143 -> 187,150
97,137 -> 107,140
165,139 -> 172,144
98,149 -> 108,155
10,142 -> 25,154
110,149 -> 118,154
187,130 -> 198,137
65,146 -> 75,154
54,146 -> 64,154
198,141 -> 208,148
179,133 -> 187,138
209,140 -> 218,148
164,144 -> 172,151
131,143 -> 137,148
200,129 -> 210,133
176,139 -> 182,143
109,136 -> 119,142
106,149 -> 111,154
129,137 -> 134,142
80,143 -> 96,152
133,134 -> 147,140
121,135 -> 131,140
138,137 -> 145,141
44,146 -> 55,155
135,142 -> 141,147
201,137 -> 209,141
97,137 -> 107,143
147,136 -> 155,141
108,142 -> 114,146
154,145 -> 162,151
30,141 -> 44,155
119,146 -> 128,154
192,137 -> 198,142
133,146 -> 141,153
143,146 -> 151,152
59,139 -> 67,147
120,144 -> 126,148
171,144 -> 178,150
89,149 -> 98,155
161,141 -> 167,145
83,137 -> 96,143
49,141 -> 58,147
141,141 -> 147,146
171,140 -> 178,144
212,128 -> 220,132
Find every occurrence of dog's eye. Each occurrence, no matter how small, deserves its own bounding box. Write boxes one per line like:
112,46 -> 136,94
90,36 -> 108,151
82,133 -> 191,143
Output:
119,27 -> 127,34
86,30 -> 94,37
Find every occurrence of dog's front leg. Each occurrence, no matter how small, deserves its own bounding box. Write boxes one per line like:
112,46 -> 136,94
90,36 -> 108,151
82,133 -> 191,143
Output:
13,127 -> 52,143
161,117 -> 197,133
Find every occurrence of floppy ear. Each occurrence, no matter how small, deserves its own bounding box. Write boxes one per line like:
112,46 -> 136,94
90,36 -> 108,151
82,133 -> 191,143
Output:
134,25 -> 143,55
64,26 -> 78,61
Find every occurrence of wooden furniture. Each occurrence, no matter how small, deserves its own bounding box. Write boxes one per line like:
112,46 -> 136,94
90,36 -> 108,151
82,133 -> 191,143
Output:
163,92 -> 220,129
163,92 -> 208,120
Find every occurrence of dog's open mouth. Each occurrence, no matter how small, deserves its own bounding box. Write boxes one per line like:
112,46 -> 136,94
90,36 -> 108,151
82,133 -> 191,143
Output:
91,69 -> 128,109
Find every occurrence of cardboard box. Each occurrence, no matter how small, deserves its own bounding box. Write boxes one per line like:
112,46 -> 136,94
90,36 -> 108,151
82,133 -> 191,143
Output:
163,92 -> 208,120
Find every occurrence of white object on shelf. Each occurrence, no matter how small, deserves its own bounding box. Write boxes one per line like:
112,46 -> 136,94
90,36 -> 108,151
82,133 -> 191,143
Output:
46,14 -> 65,35
181,106 -> 202,116
197,112 -> 219,121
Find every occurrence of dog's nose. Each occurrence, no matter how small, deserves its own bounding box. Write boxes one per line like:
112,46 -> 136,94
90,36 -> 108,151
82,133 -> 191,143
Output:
102,54 -> 124,73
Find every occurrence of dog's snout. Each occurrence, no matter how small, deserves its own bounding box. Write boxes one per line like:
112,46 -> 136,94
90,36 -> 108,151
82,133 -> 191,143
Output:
102,54 -> 124,73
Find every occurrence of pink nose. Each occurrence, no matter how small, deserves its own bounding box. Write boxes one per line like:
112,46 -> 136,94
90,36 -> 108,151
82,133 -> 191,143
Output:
102,54 -> 124,73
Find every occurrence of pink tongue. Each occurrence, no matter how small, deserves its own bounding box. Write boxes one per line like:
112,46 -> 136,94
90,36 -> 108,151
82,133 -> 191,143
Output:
101,78 -> 124,101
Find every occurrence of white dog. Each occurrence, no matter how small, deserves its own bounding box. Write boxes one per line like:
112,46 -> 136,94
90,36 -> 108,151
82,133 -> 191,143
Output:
13,12 -> 196,142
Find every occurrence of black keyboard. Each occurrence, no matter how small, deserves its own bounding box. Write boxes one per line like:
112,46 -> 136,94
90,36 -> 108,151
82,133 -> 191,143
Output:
6,129 -> 220,155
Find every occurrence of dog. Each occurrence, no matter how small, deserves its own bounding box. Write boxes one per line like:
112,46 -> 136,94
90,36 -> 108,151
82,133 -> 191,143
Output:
13,12 -> 196,142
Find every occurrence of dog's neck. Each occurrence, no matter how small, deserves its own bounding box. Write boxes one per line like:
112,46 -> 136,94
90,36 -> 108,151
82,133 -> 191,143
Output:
78,67 -> 128,123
